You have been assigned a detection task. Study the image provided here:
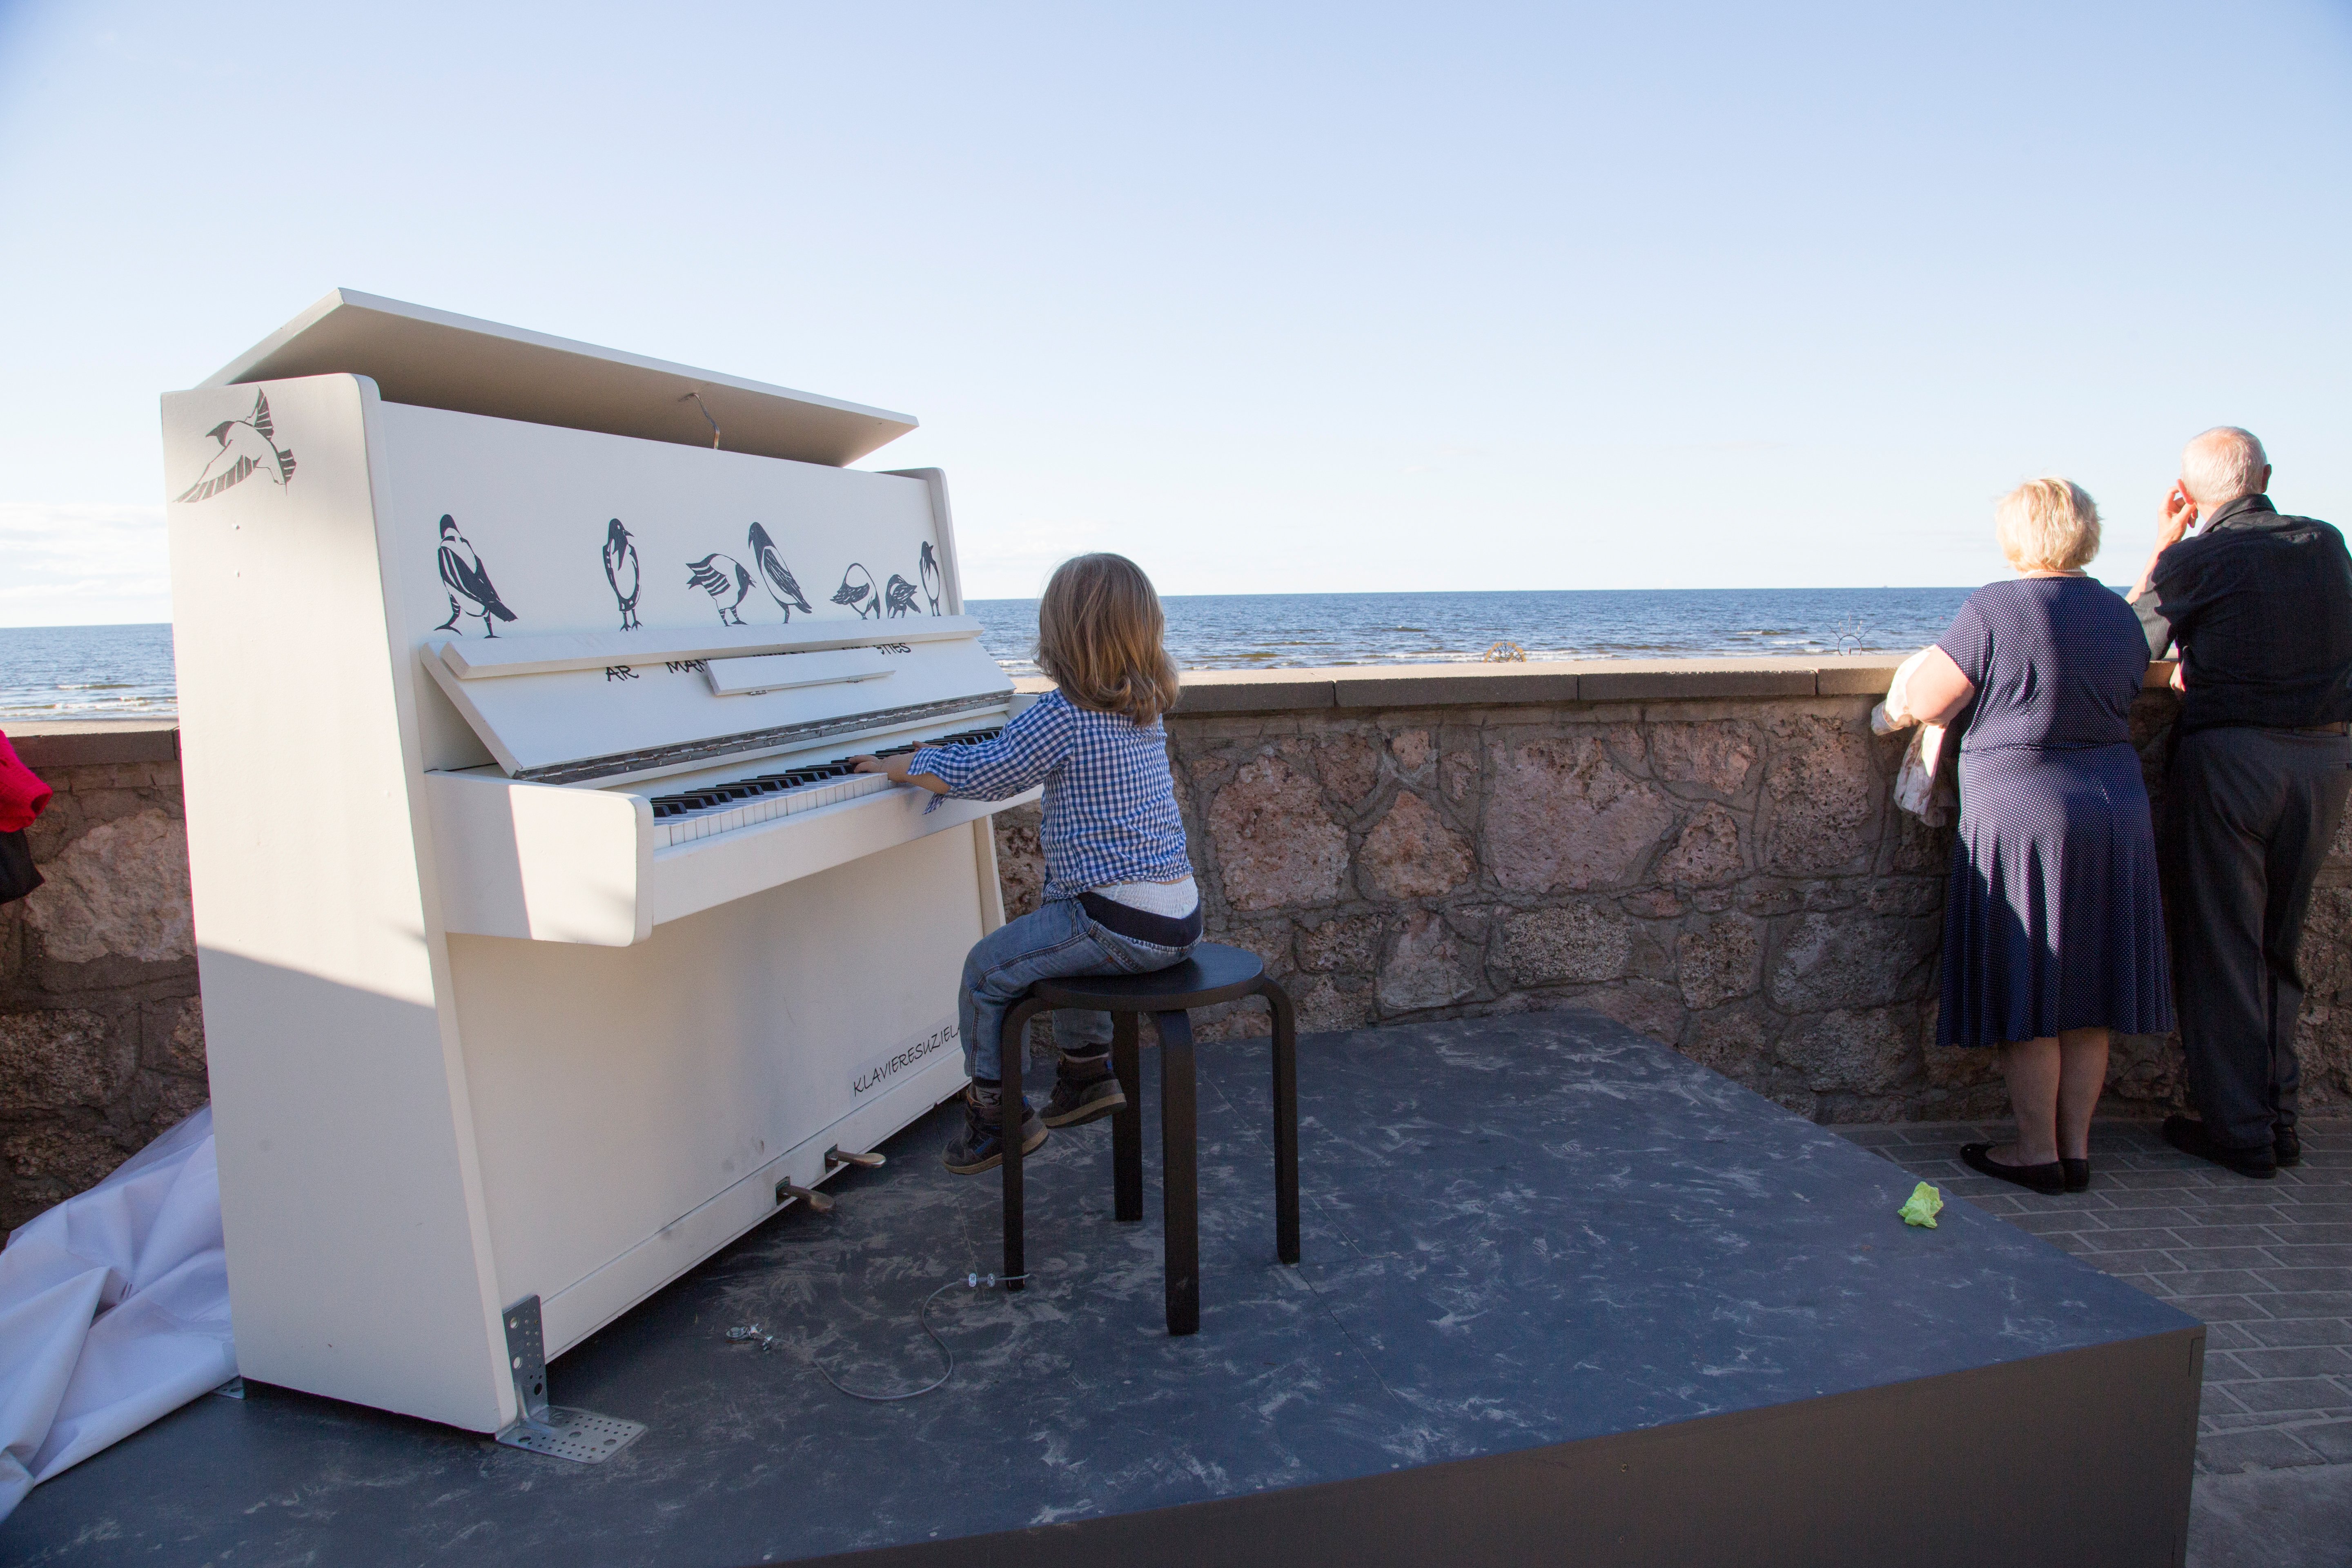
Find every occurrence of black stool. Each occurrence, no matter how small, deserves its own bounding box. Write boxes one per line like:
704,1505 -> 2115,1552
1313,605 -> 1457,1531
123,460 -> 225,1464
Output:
996,942 -> 1300,1335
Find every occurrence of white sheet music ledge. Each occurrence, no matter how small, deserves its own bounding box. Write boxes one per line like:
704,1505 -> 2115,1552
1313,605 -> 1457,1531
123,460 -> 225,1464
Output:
430,616 -> 985,680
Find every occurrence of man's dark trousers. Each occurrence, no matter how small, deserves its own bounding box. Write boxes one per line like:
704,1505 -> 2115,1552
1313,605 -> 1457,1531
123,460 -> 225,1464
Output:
2163,726 -> 2352,1148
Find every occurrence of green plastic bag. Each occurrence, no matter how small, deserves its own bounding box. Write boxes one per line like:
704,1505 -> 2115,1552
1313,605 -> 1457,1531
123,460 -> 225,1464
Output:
1898,1181 -> 1944,1228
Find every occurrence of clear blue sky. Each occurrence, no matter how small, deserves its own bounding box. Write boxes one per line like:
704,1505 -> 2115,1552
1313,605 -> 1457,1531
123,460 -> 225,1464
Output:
2,0 -> 2348,624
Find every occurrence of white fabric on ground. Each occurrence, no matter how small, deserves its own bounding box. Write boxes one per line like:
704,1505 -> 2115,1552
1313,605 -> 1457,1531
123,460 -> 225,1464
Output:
0,1107 -> 234,1522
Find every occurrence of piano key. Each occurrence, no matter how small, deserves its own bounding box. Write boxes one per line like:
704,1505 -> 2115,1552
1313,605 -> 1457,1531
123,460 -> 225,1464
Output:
639,726 -> 1007,848
678,715 -> 897,821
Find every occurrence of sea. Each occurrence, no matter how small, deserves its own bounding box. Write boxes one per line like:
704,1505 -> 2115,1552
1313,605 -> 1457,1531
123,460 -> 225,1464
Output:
0,588 -> 1994,722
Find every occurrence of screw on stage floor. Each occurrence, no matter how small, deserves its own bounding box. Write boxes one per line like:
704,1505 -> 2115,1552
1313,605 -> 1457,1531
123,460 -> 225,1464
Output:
0,1012 -> 2200,1567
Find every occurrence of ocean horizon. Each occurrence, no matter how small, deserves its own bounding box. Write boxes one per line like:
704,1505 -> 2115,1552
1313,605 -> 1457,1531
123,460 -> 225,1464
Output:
0,586 -> 2105,722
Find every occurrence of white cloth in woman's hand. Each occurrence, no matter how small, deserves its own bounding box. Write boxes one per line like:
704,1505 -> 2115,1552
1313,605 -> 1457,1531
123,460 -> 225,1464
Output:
1873,648 -> 1958,827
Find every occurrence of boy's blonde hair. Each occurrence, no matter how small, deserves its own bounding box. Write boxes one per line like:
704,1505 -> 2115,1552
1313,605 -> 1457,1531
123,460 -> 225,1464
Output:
1995,477 -> 2102,573
1035,554 -> 1181,726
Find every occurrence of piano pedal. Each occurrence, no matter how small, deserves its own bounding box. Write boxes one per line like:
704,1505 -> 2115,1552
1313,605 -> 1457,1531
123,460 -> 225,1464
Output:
825,1146 -> 885,1170
775,1178 -> 834,1214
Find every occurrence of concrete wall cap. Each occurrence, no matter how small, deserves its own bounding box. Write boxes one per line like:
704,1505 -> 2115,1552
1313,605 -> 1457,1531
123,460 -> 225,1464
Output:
1158,657 -> 1900,711
4,720 -> 181,768
0,655 -> 2179,754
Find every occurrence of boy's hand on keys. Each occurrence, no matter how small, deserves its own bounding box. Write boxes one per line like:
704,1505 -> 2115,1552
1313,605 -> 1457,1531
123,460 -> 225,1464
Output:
852,755 -> 951,794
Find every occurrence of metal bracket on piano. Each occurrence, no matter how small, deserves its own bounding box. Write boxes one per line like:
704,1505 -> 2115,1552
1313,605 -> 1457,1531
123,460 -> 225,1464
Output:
493,1295 -> 647,1463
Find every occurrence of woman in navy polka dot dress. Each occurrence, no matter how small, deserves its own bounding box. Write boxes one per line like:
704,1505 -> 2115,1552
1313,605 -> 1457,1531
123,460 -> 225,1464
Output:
1904,479 -> 2173,1196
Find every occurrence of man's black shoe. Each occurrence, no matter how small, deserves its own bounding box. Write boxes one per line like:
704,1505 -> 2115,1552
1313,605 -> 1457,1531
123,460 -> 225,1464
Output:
2275,1125 -> 2303,1168
2162,1115 -> 2277,1180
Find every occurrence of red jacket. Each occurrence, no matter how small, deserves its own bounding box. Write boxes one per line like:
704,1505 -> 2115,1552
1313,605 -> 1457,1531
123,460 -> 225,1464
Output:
0,733 -> 52,834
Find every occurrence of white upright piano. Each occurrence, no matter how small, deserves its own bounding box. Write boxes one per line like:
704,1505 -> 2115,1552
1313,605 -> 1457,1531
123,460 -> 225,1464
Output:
162,291 -> 1031,1445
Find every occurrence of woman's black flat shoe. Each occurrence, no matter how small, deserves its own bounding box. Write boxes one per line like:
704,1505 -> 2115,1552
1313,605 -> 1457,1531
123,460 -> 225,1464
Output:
2061,1158 -> 2090,1193
1961,1143 -> 2067,1195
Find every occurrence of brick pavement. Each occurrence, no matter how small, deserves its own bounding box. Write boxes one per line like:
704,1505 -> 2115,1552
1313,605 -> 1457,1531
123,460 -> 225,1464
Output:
1837,1118 -> 2352,1475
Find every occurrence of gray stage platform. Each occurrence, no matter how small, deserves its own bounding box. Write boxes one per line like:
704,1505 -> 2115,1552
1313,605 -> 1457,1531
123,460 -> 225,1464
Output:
0,1012 -> 2201,1567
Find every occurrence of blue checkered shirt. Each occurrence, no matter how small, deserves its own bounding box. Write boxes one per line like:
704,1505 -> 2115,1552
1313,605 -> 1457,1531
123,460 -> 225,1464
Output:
910,690 -> 1192,902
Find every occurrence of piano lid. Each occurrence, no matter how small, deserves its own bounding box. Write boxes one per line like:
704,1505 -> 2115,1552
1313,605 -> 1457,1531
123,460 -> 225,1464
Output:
422,620 -> 1011,786
201,290 -> 917,468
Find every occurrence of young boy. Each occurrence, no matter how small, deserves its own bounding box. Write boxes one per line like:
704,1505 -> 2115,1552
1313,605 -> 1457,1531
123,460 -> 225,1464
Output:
855,552 -> 1199,1172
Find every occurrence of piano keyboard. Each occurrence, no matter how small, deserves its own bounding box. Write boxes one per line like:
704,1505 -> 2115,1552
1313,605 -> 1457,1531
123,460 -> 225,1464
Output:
646,728 -> 1003,849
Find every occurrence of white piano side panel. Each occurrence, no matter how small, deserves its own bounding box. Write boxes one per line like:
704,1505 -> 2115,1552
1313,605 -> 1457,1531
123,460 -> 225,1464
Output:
443,829 -> 983,1345
368,401 -> 961,775
162,373 -> 516,1432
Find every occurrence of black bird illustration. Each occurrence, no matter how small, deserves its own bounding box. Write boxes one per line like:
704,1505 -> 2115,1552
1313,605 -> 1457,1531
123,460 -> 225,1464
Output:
435,515 -> 517,637
747,522 -> 812,621
603,518 -> 641,630
884,574 -> 920,617
832,562 -> 880,619
918,541 -> 942,614
177,391 -> 297,503
687,553 -> 754,625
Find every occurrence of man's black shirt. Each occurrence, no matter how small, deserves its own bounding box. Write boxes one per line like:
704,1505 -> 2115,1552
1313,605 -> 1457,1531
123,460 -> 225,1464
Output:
2133,494 -> 2352,733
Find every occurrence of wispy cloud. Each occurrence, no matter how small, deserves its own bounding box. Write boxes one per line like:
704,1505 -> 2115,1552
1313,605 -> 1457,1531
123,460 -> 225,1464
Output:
0,502 -> 172,626
960,515 -> 1133,600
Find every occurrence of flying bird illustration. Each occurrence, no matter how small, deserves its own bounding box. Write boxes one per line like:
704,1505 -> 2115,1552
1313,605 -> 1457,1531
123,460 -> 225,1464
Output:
603,518 -> 641,630
435,515 -> 517,637
884,574 -> 920,617
747,522 -> 812,620
918,541 -> 942,614
177,391 -> 297,503
688,553 -> 754,625
832,562 -> 880,619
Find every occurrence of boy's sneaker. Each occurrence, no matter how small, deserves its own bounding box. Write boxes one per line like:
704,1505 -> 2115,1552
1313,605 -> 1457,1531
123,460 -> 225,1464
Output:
942,1092 -> 1047,1176
1043,1063 -> 1127,1128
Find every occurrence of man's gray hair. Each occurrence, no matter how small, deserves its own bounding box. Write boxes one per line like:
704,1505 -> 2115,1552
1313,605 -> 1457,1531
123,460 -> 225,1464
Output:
2182,427 -> 2269,508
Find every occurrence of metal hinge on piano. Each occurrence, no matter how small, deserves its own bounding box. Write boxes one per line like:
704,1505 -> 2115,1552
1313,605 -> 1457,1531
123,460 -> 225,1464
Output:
421,616 -> 1039,946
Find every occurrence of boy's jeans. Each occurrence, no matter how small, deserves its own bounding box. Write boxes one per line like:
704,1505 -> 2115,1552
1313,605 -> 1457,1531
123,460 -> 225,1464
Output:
960,897 -> 1195,1085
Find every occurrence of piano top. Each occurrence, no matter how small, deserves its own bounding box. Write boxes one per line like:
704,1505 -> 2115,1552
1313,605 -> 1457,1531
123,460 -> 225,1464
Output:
421,619 -> 1013,786
199,290 -> 918,468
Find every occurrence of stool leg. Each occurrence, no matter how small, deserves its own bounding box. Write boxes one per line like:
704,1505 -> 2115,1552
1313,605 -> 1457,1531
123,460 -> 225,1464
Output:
1154,1009 -> 1200,1336
1262,980 -> 1301,1266
1111,1011 -> 1143,1223
999,997 -> 1046,1293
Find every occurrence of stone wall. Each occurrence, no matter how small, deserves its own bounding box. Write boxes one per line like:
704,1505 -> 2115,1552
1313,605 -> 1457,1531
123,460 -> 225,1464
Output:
993,660 -> 2352,1130
10,663 -> 2352,1225
0,723 -> 201,1232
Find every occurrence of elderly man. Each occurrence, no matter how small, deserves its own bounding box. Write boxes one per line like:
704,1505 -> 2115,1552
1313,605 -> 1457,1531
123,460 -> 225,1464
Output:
2130,428 -> 2352,1178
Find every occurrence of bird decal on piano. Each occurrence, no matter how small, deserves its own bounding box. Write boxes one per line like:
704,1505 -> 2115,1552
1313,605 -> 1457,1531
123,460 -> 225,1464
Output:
176,391 -> 297,503
832,563 -> 880,619
884,574 -> 921,617
747,522 -> 813,621
687,553 -> 755,625
603,518 -> 641,630
434,515 -> 518,637
918,541 -> 943,614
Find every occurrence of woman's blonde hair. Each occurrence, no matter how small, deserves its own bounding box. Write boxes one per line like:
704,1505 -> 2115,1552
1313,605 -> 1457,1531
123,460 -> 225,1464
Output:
1995,478 -> 2102,572
1035,553 -> 1181,726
